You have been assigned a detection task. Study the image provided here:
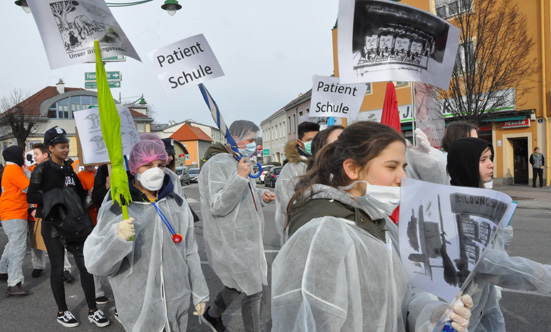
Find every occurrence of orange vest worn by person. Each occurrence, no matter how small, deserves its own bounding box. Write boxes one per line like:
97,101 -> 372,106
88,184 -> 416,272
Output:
0,164 -> 30,221
77,169 -> 98,225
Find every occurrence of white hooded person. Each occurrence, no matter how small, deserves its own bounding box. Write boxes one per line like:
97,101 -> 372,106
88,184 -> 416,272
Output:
198,120 -> 275,332
273,121 -> 473,332
83,139 -> 208,331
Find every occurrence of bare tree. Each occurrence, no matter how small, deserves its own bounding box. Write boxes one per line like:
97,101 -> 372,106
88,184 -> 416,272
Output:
50,1 -> 79,30
0,89 -> 46,149
438,0 -> 538,124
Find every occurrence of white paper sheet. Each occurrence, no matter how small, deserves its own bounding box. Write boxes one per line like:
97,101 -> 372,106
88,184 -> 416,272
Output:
309,75 -> 367,120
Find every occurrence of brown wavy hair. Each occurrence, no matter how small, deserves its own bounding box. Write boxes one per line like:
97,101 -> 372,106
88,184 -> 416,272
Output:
286,121 -> 405,221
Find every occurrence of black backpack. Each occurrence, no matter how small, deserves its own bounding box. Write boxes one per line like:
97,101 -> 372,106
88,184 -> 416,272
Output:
43,187 -> 94,245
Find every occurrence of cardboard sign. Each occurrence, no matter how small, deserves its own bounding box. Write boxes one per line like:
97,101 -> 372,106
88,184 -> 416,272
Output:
310,76 -> 367,119
337,0 -> 460,90
73,106 -> 139,164
27,0 -> 140,69
148,34 -> 224,95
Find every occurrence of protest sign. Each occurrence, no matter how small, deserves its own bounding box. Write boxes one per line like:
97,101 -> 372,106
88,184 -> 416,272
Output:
337,0 -> 460,90
310,76 -> 367,120
148,34 -> 224,95
415,83 -> 445,147
399,177 -> 514,303
27,0 -> 140,69
73,106 -> 139,164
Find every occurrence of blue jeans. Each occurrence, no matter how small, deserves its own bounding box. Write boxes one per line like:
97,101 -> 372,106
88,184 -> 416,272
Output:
0,219 -> 28,286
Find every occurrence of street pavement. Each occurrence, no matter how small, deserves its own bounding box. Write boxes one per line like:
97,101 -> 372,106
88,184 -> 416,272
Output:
0,182 -> 549,331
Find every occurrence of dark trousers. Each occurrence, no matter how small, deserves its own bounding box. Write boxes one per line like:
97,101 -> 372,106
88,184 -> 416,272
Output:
42,223 -> 96,312
533,167 -> 544,187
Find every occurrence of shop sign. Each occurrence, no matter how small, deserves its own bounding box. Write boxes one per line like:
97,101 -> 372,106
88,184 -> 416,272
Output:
501,118 -> 529,129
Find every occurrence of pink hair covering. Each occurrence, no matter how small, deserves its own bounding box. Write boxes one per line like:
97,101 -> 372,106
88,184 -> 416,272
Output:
139,133 -> 163,146
128,140 -> 168,175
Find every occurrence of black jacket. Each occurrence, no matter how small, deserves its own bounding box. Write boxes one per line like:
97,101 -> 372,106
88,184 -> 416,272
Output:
27,159 -> 86,218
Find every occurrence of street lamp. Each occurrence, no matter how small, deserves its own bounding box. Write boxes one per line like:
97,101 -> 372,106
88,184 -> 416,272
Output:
15,0 -> 182,16
14,0 -> 31,14
161,0 -> 182,16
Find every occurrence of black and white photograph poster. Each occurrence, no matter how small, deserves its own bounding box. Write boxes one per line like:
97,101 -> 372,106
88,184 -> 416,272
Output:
309,75 -> 367,120
27,0 -> 140,70
73,105 -> 139,164
337,0 -> 460,90
398,177 -> 514,303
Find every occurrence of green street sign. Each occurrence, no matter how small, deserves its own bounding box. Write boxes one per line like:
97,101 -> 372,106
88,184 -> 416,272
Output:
263,149 -> 269,156
85,80 -> 122,89
85,71 -> 122,81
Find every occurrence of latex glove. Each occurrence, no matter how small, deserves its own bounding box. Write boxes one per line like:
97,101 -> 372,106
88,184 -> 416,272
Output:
117,218 -> 135,241
449,294 -> 473,332
262,191 -> 276,203
237,158 -> 251,178
193,302 -> 206,316
414,128 -> 433,153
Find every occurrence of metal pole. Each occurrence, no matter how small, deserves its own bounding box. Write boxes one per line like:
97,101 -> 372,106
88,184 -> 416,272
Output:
411,82 -> 416,146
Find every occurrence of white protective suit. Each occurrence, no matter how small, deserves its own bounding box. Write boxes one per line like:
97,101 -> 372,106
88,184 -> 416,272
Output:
274,161 -> 307,244
272,185 -> 448,332
199,152 -> 269,296
84,178 -> 209,332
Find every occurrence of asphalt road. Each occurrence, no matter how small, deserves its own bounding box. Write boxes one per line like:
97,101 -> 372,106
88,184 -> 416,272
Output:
0,183 -> 549,331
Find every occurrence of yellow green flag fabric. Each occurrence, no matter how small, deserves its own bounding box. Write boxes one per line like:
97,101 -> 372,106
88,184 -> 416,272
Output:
94,41 -> 132,216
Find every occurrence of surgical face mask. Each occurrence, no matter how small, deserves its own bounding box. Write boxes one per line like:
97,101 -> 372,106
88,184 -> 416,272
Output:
303,141 -> 312,155
483,180 -> 493,189
340,180 -> 401,220
239,142 -> 256,157
136,167 -> 165,191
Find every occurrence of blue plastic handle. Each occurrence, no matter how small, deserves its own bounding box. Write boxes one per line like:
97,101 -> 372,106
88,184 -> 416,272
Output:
249,162 -> 263,179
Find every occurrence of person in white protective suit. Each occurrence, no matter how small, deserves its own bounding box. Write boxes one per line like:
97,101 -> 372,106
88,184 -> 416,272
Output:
447,137 -> 551,332
274,121 -> 319,244
84,139 -> 209,332
272,121 -> 473,332
199,120 -> 276,332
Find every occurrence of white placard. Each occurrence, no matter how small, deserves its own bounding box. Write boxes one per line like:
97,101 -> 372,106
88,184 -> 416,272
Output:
337,0 -> 460,90
27,0 -> 140,70
399,178 -> 513,303
309,76 -> 367,120
73,106 -> 139,164
148,34 -> 224,95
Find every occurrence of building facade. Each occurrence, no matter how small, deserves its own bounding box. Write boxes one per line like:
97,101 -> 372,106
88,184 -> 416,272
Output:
260,108 -> 287,164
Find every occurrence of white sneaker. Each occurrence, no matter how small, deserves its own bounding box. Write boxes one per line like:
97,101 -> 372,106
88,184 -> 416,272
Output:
88,309 -> 110,328
57,311 -> 80,328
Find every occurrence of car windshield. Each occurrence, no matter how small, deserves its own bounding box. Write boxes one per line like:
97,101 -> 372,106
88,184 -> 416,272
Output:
175,167 -> 183,175
189,168 -> 200,175
273,168 -> 282,175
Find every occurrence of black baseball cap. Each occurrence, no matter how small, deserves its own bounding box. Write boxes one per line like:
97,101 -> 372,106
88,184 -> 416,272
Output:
162,138 -> 176,156
44,126 -> 70,146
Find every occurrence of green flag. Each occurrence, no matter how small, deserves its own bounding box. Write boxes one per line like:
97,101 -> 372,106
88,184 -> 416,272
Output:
95,40 -> 132,219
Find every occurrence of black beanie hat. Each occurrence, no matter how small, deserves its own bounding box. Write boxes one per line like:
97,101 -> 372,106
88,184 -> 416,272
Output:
162,138 -> 176,156
3,146 -> 25,167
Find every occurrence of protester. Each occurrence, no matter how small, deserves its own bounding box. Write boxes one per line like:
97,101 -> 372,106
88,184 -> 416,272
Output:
27,126 -> 109,328
84,139 -> 208,331
529,147 -> 545,188
161,137 -> 177,172
274,121 -> 319,244
306,124 -> 344,171
199,120 -> 275,332
272,121 -> 473,332
0,145 -> 31,295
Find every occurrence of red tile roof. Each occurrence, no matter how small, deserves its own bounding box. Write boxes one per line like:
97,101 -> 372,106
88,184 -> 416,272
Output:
5,86 -> 84,116
127,108 -> 148,118
170,123 -> 213,142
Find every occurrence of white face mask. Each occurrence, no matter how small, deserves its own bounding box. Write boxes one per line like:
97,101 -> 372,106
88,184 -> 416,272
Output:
239,142 -> 257,157
483,180 -> 493,189
340,180 -> 401,220
136,167 -> 165,191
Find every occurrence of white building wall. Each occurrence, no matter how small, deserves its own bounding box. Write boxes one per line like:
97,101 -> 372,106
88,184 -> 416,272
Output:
261,110 -> 287,164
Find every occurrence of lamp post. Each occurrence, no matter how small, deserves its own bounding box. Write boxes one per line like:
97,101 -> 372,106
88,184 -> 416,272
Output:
14,0 -> 182,16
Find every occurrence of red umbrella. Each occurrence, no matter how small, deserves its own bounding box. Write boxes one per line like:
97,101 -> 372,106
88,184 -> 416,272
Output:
381,82 -> 401,224
381,82 -> 401,132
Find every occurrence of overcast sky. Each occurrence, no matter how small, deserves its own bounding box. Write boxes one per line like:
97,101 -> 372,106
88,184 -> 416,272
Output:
0,0 -> 338,129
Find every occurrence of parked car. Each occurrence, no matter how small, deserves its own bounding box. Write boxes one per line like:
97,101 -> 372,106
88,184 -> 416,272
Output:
189,168 -> 200,183
264,166 -> 282,188
175,166 -> 191,186
256,165 -> 275,184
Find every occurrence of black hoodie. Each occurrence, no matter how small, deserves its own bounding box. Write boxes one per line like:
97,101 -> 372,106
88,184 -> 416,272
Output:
2,146 -> 24,166
447,137 -> 493,188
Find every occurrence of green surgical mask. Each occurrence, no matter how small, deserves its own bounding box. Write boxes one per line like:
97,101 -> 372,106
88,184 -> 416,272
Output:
304,141 -> 312,155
